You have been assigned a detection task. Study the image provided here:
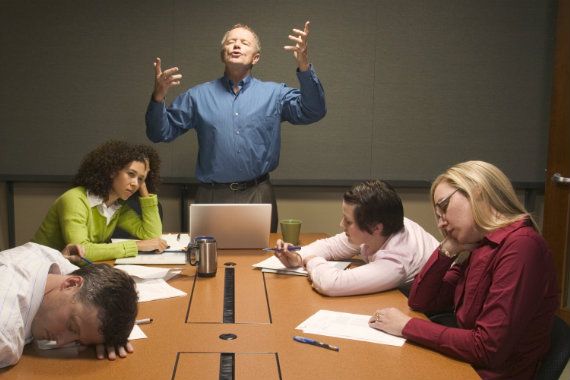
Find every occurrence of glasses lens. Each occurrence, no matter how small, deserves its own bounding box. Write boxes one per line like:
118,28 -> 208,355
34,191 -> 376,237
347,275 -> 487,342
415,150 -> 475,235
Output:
435,189 -> 458,217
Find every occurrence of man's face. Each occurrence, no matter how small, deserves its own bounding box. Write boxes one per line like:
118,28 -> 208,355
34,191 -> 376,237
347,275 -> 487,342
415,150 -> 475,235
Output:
221,27 -> 260,68
31,277 -> 104,347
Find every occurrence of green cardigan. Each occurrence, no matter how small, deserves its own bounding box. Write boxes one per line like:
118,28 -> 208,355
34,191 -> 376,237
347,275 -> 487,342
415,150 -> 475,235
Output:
32,186 -> 162,261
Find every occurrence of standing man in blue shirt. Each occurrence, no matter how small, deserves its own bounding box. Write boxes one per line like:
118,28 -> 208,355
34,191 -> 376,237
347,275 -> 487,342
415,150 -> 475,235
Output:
145,21 -> 326,231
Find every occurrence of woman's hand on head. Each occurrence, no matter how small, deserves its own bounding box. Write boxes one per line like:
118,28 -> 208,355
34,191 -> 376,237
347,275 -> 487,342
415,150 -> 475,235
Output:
440,237 -> 480,258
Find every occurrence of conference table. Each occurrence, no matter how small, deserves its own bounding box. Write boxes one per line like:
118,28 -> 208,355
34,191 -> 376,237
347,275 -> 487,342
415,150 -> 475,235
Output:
2,233 -> 478,379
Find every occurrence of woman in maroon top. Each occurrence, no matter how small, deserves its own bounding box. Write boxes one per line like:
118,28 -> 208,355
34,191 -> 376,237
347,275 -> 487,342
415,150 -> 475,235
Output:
369,161 -> 559,379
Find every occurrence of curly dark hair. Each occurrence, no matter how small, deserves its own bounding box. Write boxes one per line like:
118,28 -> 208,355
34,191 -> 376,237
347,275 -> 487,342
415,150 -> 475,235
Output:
73,140 -> 161,198
71,263 -> 138,346
343,180 -> 404,236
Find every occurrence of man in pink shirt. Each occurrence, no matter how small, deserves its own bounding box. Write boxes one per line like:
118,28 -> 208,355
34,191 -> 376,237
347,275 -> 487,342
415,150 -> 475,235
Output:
274,180 -> 438,296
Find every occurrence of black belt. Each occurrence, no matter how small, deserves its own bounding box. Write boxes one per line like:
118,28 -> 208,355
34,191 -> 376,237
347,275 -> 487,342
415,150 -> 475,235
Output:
204,173 -> 269,191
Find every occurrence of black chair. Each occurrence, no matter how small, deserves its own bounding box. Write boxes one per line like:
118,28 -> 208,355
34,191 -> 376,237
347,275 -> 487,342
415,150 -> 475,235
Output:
535,316 -> 570,380
397,282 -> 412,298
428,312 -> 458,328
111,197 -> 164,239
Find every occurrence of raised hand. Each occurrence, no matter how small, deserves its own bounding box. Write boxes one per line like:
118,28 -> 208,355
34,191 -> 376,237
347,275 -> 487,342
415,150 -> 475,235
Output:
284,21 -> 310,71
152,57 -> 183,102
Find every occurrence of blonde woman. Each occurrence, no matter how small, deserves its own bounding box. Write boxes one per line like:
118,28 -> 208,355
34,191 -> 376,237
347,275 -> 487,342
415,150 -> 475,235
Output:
369,161 -> 559,379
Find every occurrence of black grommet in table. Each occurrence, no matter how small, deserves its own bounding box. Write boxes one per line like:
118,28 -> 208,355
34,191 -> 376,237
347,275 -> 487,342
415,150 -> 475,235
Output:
224,262 -> 237,267
219,333 -> 237,340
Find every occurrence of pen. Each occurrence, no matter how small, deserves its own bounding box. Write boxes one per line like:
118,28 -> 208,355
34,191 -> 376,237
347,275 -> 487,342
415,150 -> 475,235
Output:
80,256 -> 93,266
263,246 -> 302,252
293,336 -> 339,352
176,233 -> 181,241
135,318 -> 153,325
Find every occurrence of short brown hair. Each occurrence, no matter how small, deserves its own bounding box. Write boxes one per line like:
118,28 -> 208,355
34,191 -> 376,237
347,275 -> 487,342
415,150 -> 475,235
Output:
72,264 -> 138,346
343,180 -> 404,236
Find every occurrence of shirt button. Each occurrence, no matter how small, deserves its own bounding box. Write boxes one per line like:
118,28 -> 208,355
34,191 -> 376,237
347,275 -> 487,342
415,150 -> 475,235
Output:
235,112 -> 239,116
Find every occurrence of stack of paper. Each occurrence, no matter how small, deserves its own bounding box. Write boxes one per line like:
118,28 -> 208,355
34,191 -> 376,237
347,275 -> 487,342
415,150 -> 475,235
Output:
116,265 -> 187,302
113,234 -> 190,265
162,233 -> 191,251
296,310 -> 406,347
252,255 -> 351,276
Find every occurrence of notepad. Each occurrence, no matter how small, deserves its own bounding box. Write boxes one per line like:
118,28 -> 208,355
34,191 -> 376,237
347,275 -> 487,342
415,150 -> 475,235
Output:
113,234 -> 189,264
115,251 -> 187,265
296,310 -> 406,347
252,255 -> 351,276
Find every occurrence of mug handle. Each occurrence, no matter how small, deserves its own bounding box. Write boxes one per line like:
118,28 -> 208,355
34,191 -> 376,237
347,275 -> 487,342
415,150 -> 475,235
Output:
187,244 -> 200,266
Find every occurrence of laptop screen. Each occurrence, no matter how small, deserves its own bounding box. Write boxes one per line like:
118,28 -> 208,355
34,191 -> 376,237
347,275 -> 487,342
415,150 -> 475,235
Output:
189,204 -> 271,249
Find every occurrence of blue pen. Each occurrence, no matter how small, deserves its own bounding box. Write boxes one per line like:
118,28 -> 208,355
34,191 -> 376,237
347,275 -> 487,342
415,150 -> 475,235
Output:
293,335 -> 339,352
80,256 -> 93,266
263,246 -> 302,252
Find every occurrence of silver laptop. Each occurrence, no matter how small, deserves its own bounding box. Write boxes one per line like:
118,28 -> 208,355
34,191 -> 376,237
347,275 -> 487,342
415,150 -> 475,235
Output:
189,204 -> 271,249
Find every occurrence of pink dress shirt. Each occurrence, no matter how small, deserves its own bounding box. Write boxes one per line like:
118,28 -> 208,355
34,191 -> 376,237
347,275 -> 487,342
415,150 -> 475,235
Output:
301,218 -> 438,296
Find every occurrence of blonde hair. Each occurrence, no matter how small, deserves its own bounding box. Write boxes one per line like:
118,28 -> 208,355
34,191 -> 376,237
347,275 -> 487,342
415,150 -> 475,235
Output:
220,23 -> 261,55
430,160 -> 537,233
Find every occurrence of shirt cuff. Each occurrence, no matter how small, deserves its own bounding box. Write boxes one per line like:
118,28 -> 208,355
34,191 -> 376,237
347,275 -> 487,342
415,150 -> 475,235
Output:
296,64 -> 316,79
122,241 -> 139,258
139,194 -> 158,207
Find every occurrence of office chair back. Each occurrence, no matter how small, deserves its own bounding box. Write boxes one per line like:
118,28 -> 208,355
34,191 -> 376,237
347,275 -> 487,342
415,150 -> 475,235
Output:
535,315 -> 570,380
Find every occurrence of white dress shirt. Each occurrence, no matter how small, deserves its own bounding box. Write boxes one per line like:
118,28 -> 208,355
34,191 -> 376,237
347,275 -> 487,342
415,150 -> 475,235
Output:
0,243 -> 77,368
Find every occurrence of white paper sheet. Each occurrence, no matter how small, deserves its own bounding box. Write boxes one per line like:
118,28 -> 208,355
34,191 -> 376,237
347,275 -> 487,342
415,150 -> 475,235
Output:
134,278 -> 187,302
115,264 -> 182,281
115,251 -> 187,265
112,234 -> 189,265
128,325 -> 147,340
253,256 -> 351,276
296,310 -> 406,347
161,233 -> 191,252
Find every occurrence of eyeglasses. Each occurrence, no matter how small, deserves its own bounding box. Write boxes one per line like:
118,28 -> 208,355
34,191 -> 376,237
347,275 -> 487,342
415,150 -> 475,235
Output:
435,188 -> 460,221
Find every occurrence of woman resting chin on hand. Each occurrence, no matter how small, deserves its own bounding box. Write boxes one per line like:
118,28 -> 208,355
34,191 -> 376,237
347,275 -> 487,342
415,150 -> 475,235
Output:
32,140 -> 166,262
369,161 -> 559,379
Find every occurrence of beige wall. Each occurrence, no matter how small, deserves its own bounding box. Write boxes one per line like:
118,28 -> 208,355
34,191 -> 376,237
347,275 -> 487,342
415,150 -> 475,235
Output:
0,182 -> 542,250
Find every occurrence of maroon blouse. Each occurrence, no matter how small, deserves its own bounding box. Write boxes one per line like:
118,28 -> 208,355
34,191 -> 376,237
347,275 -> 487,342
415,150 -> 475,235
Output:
403,219 -> 559,379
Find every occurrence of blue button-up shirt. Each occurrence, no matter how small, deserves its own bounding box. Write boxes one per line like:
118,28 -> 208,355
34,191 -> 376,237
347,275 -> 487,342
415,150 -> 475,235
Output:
146,67 -> 326,183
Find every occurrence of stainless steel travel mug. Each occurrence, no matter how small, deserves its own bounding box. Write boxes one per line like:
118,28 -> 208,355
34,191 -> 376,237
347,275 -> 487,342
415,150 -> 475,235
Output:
188,236 -> 217,277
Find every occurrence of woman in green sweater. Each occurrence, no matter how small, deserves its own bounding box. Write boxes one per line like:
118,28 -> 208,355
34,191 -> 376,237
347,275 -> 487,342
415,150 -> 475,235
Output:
33,140 -> 166,261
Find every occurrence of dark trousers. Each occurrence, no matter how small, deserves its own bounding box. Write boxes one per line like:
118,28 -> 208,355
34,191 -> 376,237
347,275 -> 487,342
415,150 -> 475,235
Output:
195,179 -> 278,232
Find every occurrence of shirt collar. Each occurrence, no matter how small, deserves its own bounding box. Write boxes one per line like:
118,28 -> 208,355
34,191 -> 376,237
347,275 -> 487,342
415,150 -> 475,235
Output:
484,218 -> 532,246
86,191 -> 122,225
222,74 -> 253,93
